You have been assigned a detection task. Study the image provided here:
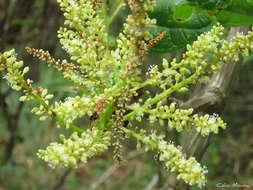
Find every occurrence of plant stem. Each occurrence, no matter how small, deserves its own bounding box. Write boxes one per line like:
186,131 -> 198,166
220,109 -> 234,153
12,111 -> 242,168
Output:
17,73 -> 85,134
124,75 -> 196,121
145,76 -> 195,106
108,2 -> 125,26
130,79 -> 153,93
121,126 -> 157,148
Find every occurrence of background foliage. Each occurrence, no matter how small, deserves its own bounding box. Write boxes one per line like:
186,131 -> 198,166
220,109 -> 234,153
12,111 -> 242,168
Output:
0,0 -> 252,189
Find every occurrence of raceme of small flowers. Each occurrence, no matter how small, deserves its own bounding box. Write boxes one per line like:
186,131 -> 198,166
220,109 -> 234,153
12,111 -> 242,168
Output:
25,47 -> 88,89
53,96 -> 95,128
158,140 -> 207,187
122,128 -> 207,187
128,102 -> 226,136
37,129 -> 111,168
0,49 -> 28,91
1,0 -> 253,187
146,24 -> 224,91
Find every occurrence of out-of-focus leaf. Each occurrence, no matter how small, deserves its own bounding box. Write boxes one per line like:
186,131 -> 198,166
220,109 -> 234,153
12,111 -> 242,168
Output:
217,0 -> 253,26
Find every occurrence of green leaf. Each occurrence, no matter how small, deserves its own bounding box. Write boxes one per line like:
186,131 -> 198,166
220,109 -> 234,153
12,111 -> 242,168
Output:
96,100 -> 114,130
217,0 -> 253,26
148,0 -> 253,53
187,0 -> 230,9
173,4 -> 193,21
148,0 -> 216,53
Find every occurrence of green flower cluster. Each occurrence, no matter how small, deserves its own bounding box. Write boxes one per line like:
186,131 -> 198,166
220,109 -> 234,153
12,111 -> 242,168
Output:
220,30 -> 253,62
117,0 -> 156,74
0,49 -> 84,133
0,49 -> 55,121
147,24 -> 225,91
54,96 -> 95,128
129,102 -> 226,136
37,129 -> 111,168
193,113 -> 226,136
0,49 -> 28,91
1,0 -> 253,187
57,0 -> 115,93
158,140 -> 206,187
123,128 -> 206,187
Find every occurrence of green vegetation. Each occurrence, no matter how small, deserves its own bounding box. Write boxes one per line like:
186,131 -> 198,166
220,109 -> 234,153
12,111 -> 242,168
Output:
0,0 -> 253,189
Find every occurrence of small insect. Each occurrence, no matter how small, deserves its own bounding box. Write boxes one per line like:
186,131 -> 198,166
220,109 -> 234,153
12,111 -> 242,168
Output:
88,113 -> 98,130
37,86 -> 43,94
95,99 -> 105,116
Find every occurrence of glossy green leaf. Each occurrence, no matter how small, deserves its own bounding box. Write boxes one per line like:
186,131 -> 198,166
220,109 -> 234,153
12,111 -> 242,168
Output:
148,0 -> 253,53
96,101 -> 114,130
148,0 -> 216,53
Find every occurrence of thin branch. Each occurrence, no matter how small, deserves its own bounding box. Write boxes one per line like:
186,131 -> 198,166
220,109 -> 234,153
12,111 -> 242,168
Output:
90,164 -> 119,190
89,148 -> 146,190
0,87 -> 24,164
107,2 -> 125,26
143,174 -> 159,190
52,168 -> 72,190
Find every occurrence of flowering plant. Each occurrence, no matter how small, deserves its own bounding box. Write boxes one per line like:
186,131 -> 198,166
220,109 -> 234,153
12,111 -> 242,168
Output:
1,0 -> 253,187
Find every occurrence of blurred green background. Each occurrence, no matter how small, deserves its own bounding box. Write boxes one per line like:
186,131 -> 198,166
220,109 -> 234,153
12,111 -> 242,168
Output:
0,0 -> 252,189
